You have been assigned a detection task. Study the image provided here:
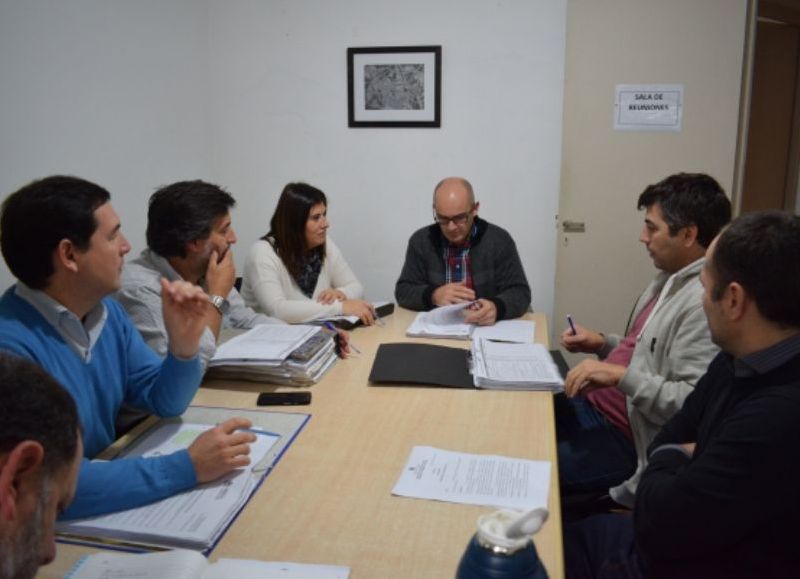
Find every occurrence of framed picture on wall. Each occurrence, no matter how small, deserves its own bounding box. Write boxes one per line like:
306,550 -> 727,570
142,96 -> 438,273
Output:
347,45 -> 441,128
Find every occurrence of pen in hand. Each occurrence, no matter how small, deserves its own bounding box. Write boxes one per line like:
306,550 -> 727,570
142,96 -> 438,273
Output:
323,322 -> 362,355
567,315 -> 577,336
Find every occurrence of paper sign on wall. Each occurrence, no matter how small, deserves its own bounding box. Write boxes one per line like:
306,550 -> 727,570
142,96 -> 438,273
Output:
614,84 -> 683,132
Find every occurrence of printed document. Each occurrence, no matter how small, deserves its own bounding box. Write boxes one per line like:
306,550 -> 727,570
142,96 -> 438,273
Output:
407,305 -> 536,342
392,446 -> 551,511
472,320 -> 535,343
66,549 -> 350,579
211,324 -> 319,364
406,303 -> 473,338
57,423 -> 278,550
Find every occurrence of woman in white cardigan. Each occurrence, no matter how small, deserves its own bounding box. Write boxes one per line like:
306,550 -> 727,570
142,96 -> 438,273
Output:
241,182 -> 375,324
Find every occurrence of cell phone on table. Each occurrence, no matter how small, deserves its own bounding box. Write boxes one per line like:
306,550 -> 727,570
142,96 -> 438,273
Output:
256,391 -> 312,406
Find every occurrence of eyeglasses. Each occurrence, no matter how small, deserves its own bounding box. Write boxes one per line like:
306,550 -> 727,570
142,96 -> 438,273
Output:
433,211 -> 472,226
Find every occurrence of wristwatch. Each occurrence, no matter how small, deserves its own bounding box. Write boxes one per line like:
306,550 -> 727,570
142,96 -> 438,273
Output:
209,294 -> 230,316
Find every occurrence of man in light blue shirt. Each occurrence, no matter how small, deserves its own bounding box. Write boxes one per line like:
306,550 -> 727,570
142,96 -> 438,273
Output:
0,175 -> 256,519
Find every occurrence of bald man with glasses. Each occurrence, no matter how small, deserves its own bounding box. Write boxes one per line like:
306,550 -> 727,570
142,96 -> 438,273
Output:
395,177 -> 531,325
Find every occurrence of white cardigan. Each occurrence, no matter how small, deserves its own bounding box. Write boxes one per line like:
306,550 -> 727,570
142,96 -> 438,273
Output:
241,237 -> 364,323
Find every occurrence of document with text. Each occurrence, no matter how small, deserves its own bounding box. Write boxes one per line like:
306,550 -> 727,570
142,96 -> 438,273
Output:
66,549 -> 350,579
391,446 -> 551,511
57,422 -> 278,551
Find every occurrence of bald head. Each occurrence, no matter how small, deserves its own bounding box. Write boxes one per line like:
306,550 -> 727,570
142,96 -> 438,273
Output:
432,177 -> 479,245
433,177 -> 475,207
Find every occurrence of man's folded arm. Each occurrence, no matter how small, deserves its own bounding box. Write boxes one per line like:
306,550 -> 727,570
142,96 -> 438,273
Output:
635,394 -> 798,560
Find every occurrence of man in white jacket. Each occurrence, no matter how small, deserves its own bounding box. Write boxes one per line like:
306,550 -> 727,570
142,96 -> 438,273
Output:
557,173 -> 731,511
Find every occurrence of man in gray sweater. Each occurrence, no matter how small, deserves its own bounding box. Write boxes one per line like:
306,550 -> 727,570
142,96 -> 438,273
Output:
558,173 -> 731,511
394,177 -> 531,325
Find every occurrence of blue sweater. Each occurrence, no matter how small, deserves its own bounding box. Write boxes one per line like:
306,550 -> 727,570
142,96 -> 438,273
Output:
0,287 -> 203,519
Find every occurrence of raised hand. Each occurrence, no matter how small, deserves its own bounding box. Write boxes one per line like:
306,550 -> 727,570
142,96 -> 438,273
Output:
161,278 -> 209,359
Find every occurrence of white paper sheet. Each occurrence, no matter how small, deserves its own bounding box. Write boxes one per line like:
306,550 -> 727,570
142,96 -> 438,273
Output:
392,446 -> 551,511
66,549 -> 350,579
472,320 -> 536,343
211,324 -> 318,364
406,303 -> 473,338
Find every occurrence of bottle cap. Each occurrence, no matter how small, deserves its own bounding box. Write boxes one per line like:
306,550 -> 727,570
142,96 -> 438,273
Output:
475,508 -> 549,552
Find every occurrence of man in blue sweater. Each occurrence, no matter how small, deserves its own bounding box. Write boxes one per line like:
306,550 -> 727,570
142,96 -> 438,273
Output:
0,175 -> 256,519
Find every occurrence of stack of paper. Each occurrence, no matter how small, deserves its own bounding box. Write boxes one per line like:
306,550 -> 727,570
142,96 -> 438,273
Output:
407,304 -> 536,343
57,423 -> 279,551
207,325 -> 337,385
210,325 -> 318,365
471,338 -> 564,391
406,303 -> 472,338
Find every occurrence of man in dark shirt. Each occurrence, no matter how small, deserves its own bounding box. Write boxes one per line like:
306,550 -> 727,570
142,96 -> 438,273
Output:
394,177 -> 531,325
565,210 -> 800,579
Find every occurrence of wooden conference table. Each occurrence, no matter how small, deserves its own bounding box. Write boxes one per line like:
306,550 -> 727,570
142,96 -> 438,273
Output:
41,308 -> 564,579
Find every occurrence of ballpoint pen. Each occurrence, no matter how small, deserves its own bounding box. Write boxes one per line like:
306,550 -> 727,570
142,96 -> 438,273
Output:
324,321 -> 362,354
567,315 -> 577,336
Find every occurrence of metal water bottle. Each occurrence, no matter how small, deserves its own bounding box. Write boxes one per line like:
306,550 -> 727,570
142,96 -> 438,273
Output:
455,508 -> 549,579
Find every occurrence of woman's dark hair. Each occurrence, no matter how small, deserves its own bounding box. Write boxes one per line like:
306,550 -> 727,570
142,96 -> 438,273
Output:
264,182 -> 327,278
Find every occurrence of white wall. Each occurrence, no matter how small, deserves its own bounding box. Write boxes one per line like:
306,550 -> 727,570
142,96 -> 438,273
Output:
207,0 -> 565,317
0,1 -> 212,289
0,0 -> 566,320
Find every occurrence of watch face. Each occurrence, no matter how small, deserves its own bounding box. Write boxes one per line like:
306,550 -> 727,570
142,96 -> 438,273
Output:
212,295 -> 229,315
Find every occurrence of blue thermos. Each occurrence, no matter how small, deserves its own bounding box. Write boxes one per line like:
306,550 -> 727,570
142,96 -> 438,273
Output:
455,508 -> 549,579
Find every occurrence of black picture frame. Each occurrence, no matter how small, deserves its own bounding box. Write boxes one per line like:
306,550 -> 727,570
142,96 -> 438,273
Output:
347,45 -> 442,128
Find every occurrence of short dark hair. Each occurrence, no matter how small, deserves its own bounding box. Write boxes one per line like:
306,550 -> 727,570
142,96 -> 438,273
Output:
265,182 -> 327,278
637,173 -> 731,248
710,211 -> 800,328
0,353 -> 80,477
1,175 -> 110,289
146,180 -> 236,258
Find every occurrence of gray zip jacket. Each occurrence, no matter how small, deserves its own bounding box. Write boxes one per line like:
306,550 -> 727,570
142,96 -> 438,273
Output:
601,257 -> 718,507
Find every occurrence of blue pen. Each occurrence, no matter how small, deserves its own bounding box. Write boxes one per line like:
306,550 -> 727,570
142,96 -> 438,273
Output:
567,315 -> 577,336
242,427 -> 281,438
216,424 -> 281,438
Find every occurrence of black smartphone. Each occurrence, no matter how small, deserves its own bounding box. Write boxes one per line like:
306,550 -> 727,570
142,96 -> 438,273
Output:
256,391 -> 311,406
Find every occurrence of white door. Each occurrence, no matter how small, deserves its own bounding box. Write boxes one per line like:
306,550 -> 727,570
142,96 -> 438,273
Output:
551,0 -> 748,362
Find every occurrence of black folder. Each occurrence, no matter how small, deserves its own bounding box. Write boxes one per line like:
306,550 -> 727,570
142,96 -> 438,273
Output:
549,349 -> 570,379
368,343 -> 474,388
